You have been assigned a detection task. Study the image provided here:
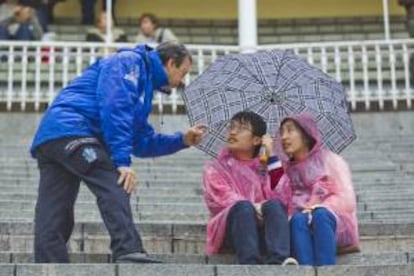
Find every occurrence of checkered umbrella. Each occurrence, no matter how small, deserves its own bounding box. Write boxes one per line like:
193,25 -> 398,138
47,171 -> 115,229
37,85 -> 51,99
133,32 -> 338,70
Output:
182,49 -> 356,157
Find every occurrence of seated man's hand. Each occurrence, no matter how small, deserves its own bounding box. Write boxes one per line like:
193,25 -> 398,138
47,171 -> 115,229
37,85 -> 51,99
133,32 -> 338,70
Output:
261,134 -> 275,157
117,166 -> 138,194
183,124 -> 207,146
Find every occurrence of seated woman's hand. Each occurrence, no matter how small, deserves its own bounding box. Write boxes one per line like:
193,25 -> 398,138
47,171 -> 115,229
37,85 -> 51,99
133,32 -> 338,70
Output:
254,202 -> 264,226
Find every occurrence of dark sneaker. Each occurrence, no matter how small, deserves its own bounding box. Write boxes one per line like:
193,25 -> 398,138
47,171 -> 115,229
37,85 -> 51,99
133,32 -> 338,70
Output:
115,252 -> 163,264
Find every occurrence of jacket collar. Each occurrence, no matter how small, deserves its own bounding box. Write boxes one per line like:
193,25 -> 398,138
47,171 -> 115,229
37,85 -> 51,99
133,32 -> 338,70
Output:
148,50 -> 169,91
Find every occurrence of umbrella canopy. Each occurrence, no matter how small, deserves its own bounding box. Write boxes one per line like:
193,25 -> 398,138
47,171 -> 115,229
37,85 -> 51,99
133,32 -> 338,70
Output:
182,49 -> 356,157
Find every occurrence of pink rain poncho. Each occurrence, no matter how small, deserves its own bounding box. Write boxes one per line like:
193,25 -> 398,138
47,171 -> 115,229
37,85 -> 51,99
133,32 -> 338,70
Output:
203,149 -> 276,254
274,113 -> 360,253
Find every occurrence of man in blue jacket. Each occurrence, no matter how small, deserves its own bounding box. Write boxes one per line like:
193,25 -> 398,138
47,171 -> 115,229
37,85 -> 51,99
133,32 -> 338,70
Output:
30,42 -> 206,263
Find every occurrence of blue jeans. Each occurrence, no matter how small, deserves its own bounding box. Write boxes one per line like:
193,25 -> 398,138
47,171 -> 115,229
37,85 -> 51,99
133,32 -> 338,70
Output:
225,199 -> 290,264
290,207 -> 337,266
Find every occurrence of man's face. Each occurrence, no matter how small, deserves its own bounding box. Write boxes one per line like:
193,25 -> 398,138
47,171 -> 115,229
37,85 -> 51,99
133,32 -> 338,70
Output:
226,120 -> 261,156
165,56 -> 192,88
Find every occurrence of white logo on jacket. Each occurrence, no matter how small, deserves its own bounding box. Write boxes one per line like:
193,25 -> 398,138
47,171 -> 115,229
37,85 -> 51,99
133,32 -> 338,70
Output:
123,65 -> 139,87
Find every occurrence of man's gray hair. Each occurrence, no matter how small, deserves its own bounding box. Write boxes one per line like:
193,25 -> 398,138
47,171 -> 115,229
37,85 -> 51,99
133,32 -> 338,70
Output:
156,42 -> 192,67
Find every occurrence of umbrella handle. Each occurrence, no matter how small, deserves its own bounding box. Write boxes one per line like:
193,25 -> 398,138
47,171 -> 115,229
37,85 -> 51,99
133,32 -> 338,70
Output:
259,146 -> 268,165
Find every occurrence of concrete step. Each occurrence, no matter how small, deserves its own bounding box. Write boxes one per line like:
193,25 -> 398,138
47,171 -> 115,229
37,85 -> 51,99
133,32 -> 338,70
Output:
0,251 -> 412,266
0,186 -> 203,198
0,193 -> 204,204
0,263 -> 304,276
0,263 -> 413,276
3,186 -> 414,202
2,195 -> 414,215
0,199 -> 412,218
1,168 -> 410,181
0,221 -> 413,254
0,174 -> 411,186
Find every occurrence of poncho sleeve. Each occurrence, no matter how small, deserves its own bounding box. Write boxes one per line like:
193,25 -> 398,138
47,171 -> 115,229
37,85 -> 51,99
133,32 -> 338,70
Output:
203,162 -> 245,217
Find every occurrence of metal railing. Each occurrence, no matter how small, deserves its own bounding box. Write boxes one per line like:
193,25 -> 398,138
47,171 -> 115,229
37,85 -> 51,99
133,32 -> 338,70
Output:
0,39 -> 413,112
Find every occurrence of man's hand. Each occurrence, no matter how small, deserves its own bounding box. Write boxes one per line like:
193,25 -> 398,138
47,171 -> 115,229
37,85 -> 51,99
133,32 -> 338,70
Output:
117,166 -> 138,194
183,124 -> 207,146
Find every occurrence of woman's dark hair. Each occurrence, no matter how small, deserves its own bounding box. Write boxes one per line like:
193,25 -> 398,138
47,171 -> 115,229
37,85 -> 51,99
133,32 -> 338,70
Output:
138,13 -> 159,28
231,111 -> 266,157
156,42 -> 192,67
281,118 -> 316,151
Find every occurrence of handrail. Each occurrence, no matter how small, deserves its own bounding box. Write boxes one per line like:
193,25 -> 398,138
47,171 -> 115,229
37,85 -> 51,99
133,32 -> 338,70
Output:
0,39 -> 413,112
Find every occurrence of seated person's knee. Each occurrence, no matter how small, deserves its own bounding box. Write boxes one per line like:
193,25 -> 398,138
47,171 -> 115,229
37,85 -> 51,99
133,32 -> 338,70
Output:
262,199 -> 285,213
290,212 -> 308,227
231,200 -> 255,215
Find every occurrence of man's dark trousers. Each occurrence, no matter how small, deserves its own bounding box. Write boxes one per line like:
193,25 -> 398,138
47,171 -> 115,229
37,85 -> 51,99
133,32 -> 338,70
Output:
34,137 -> 143,263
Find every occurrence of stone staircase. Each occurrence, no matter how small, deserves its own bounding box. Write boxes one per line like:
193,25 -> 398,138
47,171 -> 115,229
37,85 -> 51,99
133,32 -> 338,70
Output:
0,112 -> 413,275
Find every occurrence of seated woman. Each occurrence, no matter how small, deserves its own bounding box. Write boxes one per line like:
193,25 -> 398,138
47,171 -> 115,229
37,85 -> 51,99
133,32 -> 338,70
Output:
86,11 -> 127,43
274,113 -> 360,266
203,111 -> 297,265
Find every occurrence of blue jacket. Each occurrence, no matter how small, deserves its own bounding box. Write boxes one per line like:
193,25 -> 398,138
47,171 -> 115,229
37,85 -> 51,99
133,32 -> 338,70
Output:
31,45 -> 187,167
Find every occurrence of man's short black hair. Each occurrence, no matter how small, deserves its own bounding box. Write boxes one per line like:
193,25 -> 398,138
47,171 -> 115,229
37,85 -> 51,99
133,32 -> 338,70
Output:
230,111 -> 267,157
156,42 -> 192,67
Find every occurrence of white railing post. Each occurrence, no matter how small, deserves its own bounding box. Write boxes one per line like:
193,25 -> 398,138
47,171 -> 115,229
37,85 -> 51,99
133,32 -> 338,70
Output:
348,45 -> 356,110
334,46 -> 342,83
89,47 -> 97,65
7,46 -> 14,111
62,46 -> 69,87
361,45 -> 370,110
320,46 -> 327,73
34,46 -> 41,111
307,47 -> 314,65
76,46 -> 82,76
48,46 -> 56,105
21,46 -> 28,111
171,88 -> 178,114
402,43 -> 412,108
388,44 -> 397,109
211,49 -> 217,63
293,47 -> 299,56
375,44 -> 384,110
157,92 -> 163,115
197,48 -> 204,75
184,73 -> 191,86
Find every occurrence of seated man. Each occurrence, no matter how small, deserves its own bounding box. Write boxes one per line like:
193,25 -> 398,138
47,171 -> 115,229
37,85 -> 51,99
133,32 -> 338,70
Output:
0,0 -> 43,40
203,111 -> 297,265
